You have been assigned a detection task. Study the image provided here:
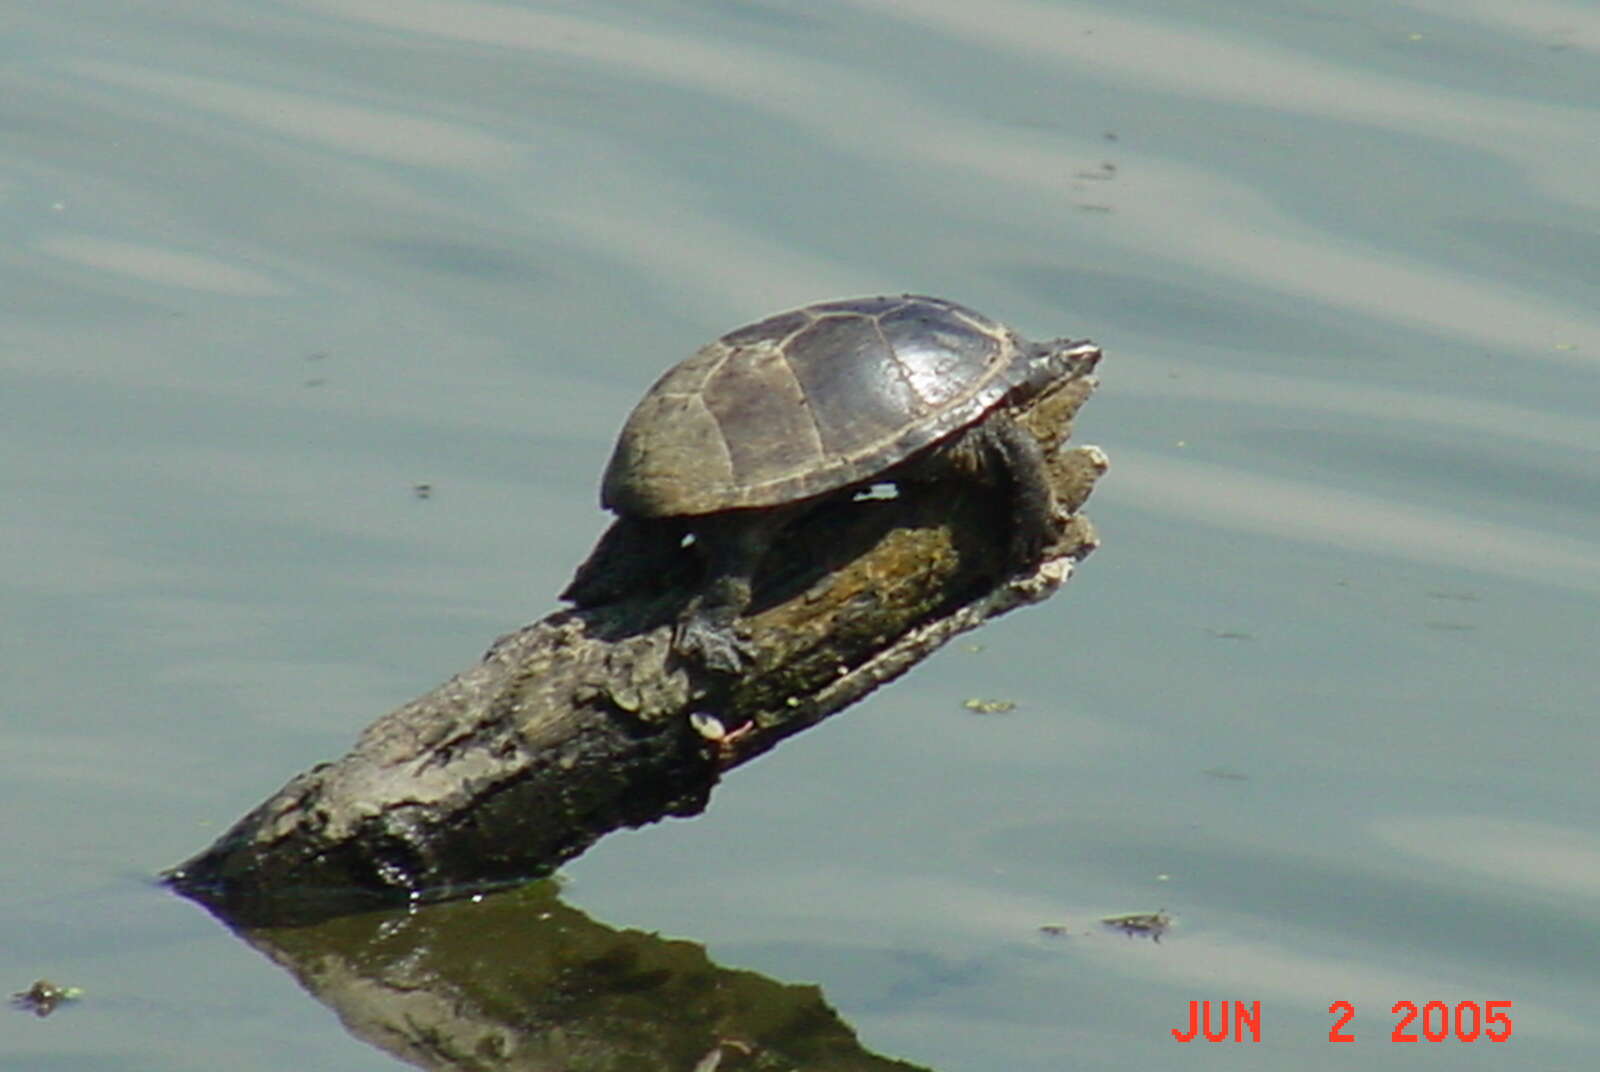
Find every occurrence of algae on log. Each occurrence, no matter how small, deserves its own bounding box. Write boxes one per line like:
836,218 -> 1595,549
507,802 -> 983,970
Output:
164,361 -> 1105,926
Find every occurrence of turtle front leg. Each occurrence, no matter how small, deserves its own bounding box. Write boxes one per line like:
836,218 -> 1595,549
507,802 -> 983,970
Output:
674,509 -> 787,674
971,413 -> 1056,569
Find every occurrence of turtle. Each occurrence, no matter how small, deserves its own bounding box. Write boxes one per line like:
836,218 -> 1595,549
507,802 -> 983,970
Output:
562,294 -> 1100,672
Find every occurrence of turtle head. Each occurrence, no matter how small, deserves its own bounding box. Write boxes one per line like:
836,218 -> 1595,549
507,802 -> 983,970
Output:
1013,337 -> 1101,399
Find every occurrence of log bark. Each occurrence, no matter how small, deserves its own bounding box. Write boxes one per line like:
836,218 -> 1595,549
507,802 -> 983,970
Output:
164,359 -> 1105,926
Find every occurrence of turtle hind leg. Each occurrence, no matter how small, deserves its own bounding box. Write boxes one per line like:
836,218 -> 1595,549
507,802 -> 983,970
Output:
674,508 -> 789,674
562,514 -> 687,608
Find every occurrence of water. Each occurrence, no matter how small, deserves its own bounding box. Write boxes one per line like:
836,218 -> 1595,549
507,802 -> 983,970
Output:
4,1 -> 1597,1068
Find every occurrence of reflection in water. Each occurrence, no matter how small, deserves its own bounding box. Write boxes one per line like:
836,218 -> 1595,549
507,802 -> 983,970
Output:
5,0 -> 1600,1069
233,880 -> 931,1071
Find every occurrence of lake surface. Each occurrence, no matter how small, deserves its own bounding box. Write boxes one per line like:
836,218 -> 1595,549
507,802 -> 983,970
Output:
5,1 -> 1598,1069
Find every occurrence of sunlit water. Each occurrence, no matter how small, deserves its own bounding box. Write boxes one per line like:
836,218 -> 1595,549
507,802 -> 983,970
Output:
5,2 -> 1597,1069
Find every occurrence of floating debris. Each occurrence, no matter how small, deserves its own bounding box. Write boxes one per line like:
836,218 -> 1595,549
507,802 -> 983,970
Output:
962,698 -> 1016,715
1101,911 -> 1172,942
11,980 -> 82,1017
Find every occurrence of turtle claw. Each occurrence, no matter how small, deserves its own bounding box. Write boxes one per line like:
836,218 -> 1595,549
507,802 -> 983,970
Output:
673,612 -> 755,675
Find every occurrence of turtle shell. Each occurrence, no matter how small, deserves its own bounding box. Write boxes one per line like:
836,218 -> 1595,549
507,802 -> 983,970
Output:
600,295 -> 1050,517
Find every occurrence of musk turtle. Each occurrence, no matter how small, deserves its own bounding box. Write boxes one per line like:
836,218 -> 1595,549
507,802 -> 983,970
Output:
563,294 -> 1100,671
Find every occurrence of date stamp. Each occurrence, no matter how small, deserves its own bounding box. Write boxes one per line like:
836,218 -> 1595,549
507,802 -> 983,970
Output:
1171,1000 -> 1513,1042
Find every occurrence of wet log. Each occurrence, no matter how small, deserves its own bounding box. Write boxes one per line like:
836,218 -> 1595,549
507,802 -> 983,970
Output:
164,355 -> 1105,926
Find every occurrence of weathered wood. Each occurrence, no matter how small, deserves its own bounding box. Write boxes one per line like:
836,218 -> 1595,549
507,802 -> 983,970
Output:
164,363 -> 1104,926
